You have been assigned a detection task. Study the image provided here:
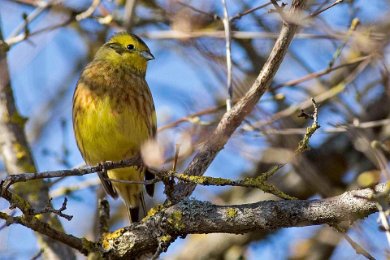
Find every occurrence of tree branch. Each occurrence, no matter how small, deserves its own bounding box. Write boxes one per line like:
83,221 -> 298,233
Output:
102,183 -> 386,258
0,212 -> 94,255
0,187 -> 95,255
1,157 -> 143,189
172,0 -> 306,202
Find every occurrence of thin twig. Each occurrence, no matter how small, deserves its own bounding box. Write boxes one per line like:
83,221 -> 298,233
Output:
142,30 -> 346,41
377,201 -> 390,248
49,178 -> 100,198
309,0 -> 344,18
296,98 -> 320,153
5,18 -> 73,47
75,0 -> 101,21
158,57 -> 369,133
177,1 -> 220,20
221,0 -> 233,111
355,187 -> 390,250
172,144 -> 180,171
4,0 -> 101,48
98,199 -> 110,236
0,211 -> 94,255
172,0 -> 306,202
256,58 -> 371,128
105,177 -> 160,185
9,0 -> 58,38
2,161 -> 292,200
325,118 -> 390,133
230,1 -> 276,21
243,118 -> 390,136
343,233 -> 376,260
123,0 -> 137,29
270,0 -> 288,23
328,18 -> 360,68
31,197 -> 73,221
30,249 -> 44,260
1,157 -> 143,190
272,55 -> 370,90
158,103 -> 226,132
170,165 -> 294,200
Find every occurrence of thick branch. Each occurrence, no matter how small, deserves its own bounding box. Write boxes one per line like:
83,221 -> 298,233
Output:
173,0 -> 306,201
103,184 -> 385,259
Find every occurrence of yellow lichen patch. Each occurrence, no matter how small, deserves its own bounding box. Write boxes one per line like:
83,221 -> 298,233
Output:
168,210 -> 185,231
144,204 -> 164,220
101,228 -> 126,250
10,112 -> 27,126
226,207 -> 238,219
160,234 -> 172,243
186,175 -> 206,184
174,173 -> 228,186
13,143 -> 28,161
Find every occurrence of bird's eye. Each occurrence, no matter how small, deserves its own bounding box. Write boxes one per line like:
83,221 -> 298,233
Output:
127,44 -> 135,50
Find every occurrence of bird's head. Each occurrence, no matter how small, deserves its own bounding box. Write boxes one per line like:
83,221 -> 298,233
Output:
95,32 -> 154,76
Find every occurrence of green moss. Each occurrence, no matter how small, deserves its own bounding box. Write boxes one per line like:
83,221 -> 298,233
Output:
226,207 -> 238,219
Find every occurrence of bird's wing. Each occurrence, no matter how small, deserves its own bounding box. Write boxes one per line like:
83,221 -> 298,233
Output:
145,168 -> 155,197
144,82 -> 157,197
98,171 -> 118,198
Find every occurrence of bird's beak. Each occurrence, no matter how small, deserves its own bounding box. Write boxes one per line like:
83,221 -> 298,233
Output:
140,50 -> 155,61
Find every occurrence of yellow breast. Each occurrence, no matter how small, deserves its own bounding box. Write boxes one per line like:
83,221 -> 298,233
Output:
72,61 -> 156,165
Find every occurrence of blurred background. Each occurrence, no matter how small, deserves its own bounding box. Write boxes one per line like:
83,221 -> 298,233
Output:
1,0 -> 390,259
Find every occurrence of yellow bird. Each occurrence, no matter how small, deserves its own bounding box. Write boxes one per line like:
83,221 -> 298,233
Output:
72,32 -> 156,222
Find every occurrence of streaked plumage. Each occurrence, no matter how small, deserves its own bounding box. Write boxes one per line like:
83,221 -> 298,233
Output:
72,32 -> 156,222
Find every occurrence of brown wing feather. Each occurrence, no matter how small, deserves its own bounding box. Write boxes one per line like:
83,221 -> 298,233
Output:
145,169 -> 155,197
98,171 -> 118,198
142,82 -> 157,197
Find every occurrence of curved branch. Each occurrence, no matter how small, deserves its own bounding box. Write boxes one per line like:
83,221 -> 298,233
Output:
173,0 -> 306,201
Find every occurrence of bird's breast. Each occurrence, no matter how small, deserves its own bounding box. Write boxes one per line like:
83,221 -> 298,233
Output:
73,66 -> 155,164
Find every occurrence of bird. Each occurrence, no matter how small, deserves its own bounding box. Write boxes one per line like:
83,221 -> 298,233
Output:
72,32 -> 156,222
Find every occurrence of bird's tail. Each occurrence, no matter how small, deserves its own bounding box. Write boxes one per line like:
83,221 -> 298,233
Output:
128,191 -> 146,223
107,167 -> 145,223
